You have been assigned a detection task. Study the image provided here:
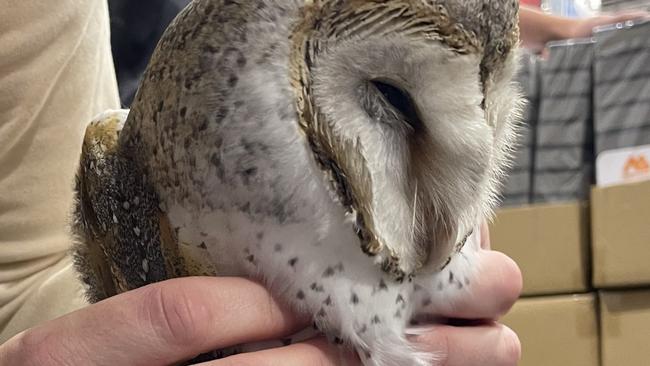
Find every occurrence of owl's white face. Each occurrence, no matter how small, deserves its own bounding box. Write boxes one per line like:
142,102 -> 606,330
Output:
311,35 -> 521,274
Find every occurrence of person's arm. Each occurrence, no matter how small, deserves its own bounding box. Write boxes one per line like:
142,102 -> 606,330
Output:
519,6 -> 649,51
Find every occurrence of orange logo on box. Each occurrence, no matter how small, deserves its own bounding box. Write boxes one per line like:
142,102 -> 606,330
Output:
622,155 -> 650,179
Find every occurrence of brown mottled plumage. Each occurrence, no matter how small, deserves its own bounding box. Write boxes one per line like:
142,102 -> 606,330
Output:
72,1 -> 522,364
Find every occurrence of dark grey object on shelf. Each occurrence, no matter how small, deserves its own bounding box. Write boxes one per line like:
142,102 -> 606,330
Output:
500,51 -> 539,207
601,0 -> 650,12
594,20 -> 650,155
533,39 -> 595,203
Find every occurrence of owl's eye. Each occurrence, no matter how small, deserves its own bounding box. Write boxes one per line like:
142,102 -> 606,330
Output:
370,80 -> 422,131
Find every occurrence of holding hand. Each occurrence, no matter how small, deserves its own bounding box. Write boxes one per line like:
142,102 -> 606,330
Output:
0,225 -> 521,366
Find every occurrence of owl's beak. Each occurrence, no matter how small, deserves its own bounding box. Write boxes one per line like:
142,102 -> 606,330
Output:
414,225 -> 474,276
439,229 -> 474,271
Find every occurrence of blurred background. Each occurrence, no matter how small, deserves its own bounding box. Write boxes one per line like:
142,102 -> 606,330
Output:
108,0 -> 191,106
526,0 -> 650,16
107,1 -> 650,365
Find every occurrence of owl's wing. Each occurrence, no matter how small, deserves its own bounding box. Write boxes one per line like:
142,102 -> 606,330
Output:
72,110 -> 130,302
72,110 -> 216,302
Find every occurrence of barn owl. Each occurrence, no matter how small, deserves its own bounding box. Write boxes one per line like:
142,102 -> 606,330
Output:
72,0 -> 521,365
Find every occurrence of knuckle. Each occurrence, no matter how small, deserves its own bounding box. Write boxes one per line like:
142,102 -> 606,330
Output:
141,283 -> 210,348
496,325 -> 521,366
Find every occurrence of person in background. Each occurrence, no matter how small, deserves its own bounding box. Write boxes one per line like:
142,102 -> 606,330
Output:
0,1 -> 646,365
520,5 -> 649,52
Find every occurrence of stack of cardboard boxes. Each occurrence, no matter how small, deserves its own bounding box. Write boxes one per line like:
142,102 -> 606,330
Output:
592,180 -> 650,366
492,21 -> 650,366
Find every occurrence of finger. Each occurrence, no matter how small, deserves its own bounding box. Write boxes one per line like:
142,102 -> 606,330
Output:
0,277 -> 308,366
432,251 -> 522,320
200,338 -> 359,366
408,323 -> 520,366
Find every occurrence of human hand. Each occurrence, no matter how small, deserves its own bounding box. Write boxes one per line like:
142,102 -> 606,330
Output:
520,6 -> 649,53
0,277 -> 357,366
0,223 -> 521,366
567,10 -> 650,39
405,222 -> 523,366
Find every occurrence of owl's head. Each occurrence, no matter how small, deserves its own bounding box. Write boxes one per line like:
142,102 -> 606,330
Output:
291,0 -> 522,279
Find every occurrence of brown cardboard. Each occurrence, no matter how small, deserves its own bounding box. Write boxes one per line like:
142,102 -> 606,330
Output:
600,289 -> 650,366
490,202 -> 590,296
501,294 -> 599,366
591,180 -> 650,287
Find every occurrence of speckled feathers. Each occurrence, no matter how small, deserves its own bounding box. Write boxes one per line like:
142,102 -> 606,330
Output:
72,1 -> 522,365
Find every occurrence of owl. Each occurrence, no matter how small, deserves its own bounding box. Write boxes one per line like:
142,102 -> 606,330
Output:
72,0 -> 522,365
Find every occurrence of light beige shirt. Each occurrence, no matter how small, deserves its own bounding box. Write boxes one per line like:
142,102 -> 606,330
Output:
0,0 -> 120,342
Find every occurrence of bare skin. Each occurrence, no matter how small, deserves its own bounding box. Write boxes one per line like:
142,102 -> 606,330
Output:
0,225 -> 522,366
519,6 -> 649,52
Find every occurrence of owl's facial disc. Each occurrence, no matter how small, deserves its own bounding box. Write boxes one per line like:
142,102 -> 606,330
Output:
309,36 -> 499,276
291,0 -> 521,279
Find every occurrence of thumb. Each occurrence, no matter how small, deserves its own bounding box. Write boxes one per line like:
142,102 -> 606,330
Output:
0,277 -> 307,366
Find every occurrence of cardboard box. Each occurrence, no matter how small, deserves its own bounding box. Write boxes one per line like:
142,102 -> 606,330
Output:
501,294 -> 599,366
600,289 -> 650,366
591,180 -> 650,287
490,202 -> 590,295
